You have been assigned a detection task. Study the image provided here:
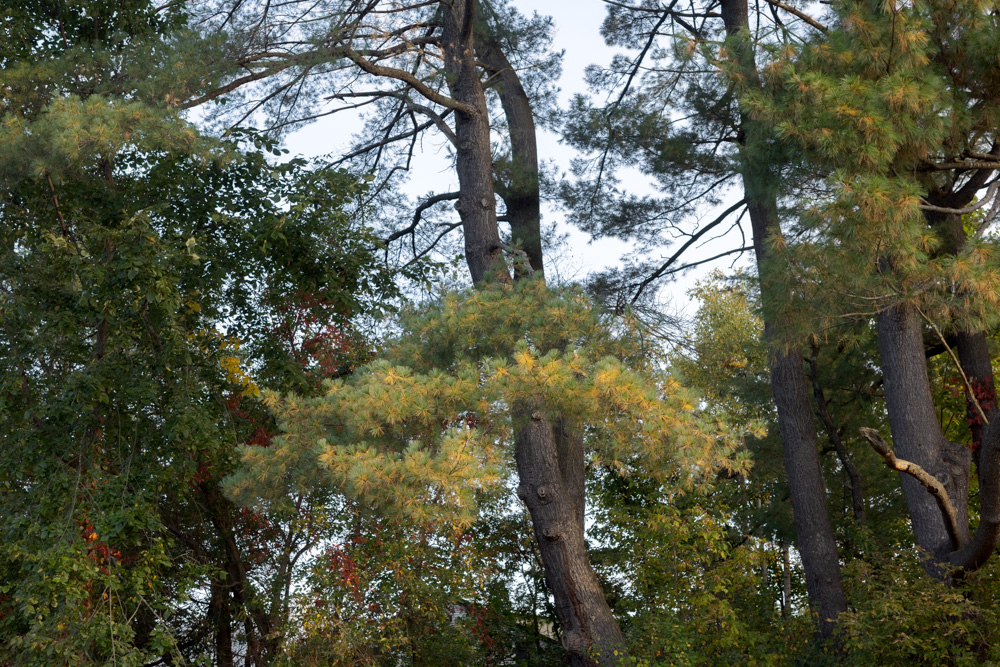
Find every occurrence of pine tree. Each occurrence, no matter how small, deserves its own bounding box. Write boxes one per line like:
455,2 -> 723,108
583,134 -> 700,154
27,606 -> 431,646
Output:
750,0 -> 1000,575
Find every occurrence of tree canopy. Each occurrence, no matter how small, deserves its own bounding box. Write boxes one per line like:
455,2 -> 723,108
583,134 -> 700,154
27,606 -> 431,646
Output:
4,0 -> 1000,665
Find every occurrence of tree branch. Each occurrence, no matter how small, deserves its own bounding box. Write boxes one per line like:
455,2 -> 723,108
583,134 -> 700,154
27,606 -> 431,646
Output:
919,180 -> 1000,215
859,427 -> 965,551
342,49 -> 476,115
383,191 -> 460,246
761,0 -> 828,32
630,198 -> 747,304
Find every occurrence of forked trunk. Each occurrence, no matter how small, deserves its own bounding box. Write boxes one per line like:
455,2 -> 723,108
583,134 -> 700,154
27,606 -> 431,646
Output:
477,36 -> 545,278
441,0 -> 509,285
445,3 -> 624,660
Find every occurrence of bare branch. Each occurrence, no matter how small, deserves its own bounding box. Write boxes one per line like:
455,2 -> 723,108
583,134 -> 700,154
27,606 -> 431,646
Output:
180,62 -> 294,109
342,49 -> 475,115
915,304 -> 991,429
398,96 -> 458,145
630,198 -> 747,304
859,427 -> 965,551
920,160 -> 1000,171
328,117 -> 438,167
761,0 -> 828,33
383,191 -> 460,245
919,180 -> 1000,215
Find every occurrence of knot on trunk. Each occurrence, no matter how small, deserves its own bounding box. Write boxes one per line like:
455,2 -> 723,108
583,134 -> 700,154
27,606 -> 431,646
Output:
542,525 -> 562,541
562,629 -> 588,653
536,485 -> 551,503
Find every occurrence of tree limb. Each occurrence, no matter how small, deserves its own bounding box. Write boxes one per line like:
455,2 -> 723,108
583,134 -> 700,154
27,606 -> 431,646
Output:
919,180 -> 1000,215
630,198 -> 747,304
859,427 -> 965,551
342,49 -> 476,115
382,191 -> 460,246
761,0 -> 828,32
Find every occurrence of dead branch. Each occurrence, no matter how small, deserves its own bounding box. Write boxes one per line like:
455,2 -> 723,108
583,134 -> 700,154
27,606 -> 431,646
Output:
859,427 -> 965,551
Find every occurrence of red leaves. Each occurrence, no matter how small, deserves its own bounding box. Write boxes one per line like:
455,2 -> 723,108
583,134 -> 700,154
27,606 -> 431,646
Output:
77,515 -> 122,574
271,290 -> 364,386
225,390 -> 275,448
964,376 -> 996,450
325,545 -> 363,602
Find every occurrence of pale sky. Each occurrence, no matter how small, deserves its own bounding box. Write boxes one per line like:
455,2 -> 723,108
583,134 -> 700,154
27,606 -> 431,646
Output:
281,0 -> 746,313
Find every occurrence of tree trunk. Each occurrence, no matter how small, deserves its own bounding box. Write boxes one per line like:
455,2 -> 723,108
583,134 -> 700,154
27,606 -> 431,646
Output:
441,0 -> 510,285
719,0 -> 847,635
956,330 -> 997,463
766,337 -> 848,635
515,408 -> 625,666
477,36 -> 545,278
876,304 -> 972,566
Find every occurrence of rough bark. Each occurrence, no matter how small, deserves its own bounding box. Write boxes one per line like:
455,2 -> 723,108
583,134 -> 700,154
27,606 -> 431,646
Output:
950,415 -> 1000,570
441,0 -> 510,285
720,0 -> 847,635
875,304 -> 972,565
515,408 -> 625,666
441,3 -> 624,661
767,338 -> 848,635
477,36 -> 545,278
956,330 -> 997,462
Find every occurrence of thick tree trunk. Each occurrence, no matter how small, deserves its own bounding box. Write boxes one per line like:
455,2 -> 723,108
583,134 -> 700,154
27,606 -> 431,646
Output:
441,0 -> 510,285
766,335 -> 848,635
876,304 -> 972,565
720,0 -> 847,635
443,4 -> 623,660
477,36 -> 545,278
515,408 -> 625,666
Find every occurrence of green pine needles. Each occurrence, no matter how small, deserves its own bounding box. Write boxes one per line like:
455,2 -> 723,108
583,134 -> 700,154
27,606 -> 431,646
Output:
231,279 -> 751,527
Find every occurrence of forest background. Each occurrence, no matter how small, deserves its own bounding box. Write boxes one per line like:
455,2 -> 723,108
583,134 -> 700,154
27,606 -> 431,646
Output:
2,1 -> 1000,666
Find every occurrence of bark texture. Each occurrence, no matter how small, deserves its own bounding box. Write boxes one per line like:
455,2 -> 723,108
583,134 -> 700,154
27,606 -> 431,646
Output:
951,416 -> 1000,570
720,0 -> 847,635
477,36 -> 545,278
515,409 -> 625,666
875,304 -> 972,563
956,330 -> 998,460
442,4 -> 624,659
441,0 -> 509,284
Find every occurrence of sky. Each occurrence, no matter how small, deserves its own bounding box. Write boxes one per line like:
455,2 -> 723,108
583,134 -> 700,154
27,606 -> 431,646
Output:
280,0 -> 747,314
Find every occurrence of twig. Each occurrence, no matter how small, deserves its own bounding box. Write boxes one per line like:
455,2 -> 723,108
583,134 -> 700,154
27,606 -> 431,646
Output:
914,305 -> 989,428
